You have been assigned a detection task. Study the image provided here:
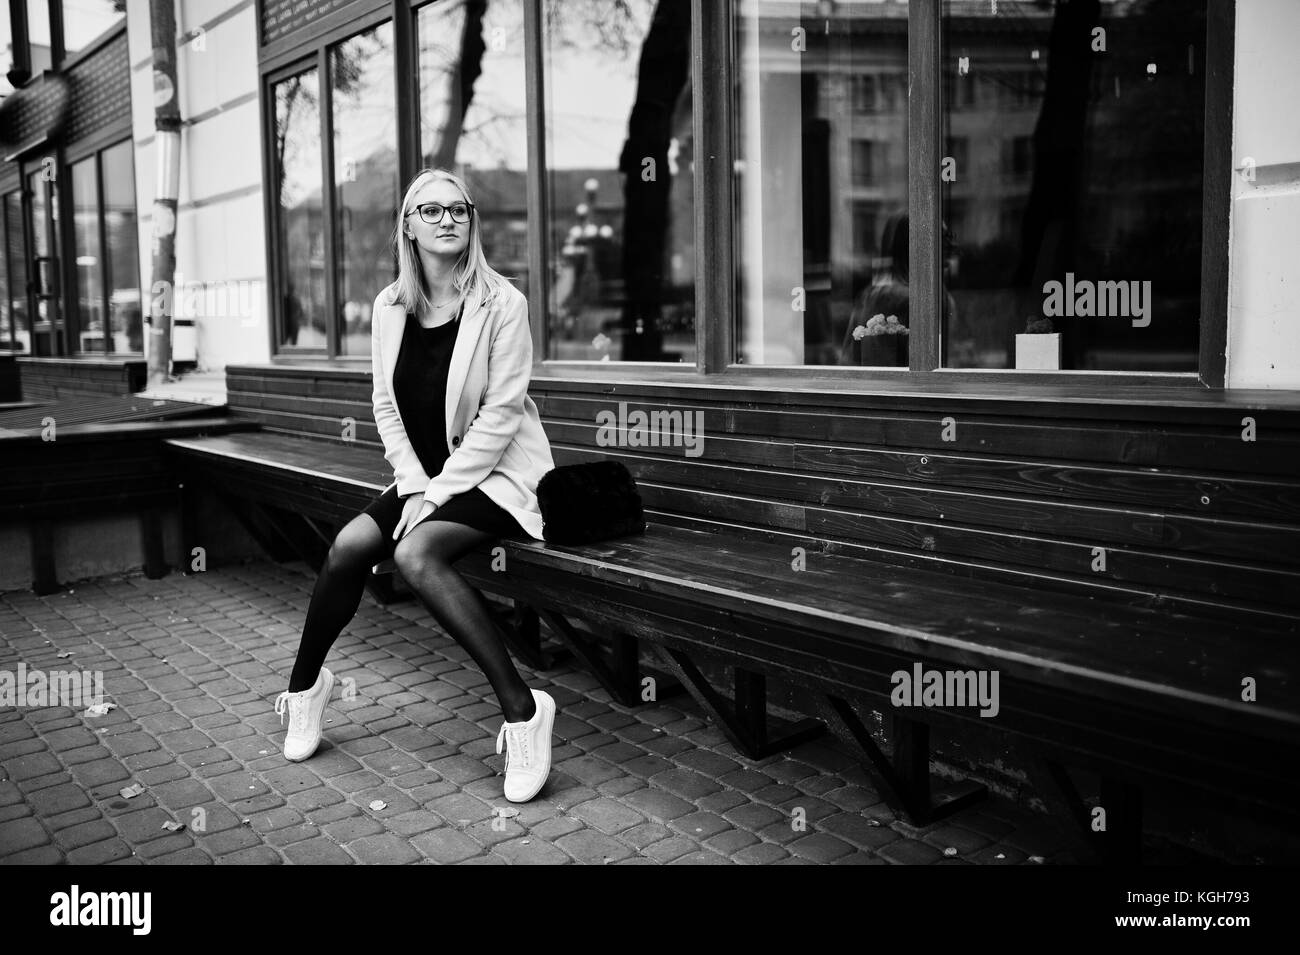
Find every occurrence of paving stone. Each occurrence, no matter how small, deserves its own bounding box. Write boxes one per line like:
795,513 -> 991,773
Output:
569,797 -> 646,834
921,824 -> 993,856
530,816 -> 585,841
5,752 -> 62,781
26,782 -> 91,817
621,788 -> 695,823
786,831 -> 855,862
667,849 -> 734,864
0,817 -> 50,856
555,755 -> 623,787
696,790 -> 750,815
649,767 -> 721,801
427,792 -> 494,827
68,758 -> 132,789
349,834 -> 421,864
555,829 -> 634,864
66,838 -> 133,864
410,827 -> 484,863
215,846 -> 283,864
704,828 -> 760,855
492,837 -> 571,865
283,838 -> 355,864
1,845 -> 66,864
877,838 -> 946,865
641,835 -> 697,863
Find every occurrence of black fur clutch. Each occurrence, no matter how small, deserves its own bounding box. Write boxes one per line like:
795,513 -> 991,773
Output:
536,461 -> 646,544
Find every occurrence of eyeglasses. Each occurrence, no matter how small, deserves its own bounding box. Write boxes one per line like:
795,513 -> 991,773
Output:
405,201 -> 475,226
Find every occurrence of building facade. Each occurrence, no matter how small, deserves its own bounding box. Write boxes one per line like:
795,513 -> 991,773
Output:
0,0 -> 1296,388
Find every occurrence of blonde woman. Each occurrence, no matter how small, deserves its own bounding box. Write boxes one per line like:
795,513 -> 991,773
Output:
274,168 -> 557,803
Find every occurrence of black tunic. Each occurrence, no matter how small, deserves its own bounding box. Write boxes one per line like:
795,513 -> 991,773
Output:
362,303 -> 526,548
393,307 -> 461,478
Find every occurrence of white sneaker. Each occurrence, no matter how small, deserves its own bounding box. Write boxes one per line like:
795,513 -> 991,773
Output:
274,667 -> 334,762
495,689 -> 555,803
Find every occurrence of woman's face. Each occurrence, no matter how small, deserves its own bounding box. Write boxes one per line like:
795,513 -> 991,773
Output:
405,178 -> 473,260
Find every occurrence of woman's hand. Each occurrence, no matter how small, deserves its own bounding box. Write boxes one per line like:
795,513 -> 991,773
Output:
393,494 -> 436,542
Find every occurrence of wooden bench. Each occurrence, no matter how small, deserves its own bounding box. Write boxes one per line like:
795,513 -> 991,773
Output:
1,417 -> 256,594
164,367 -> 1300,863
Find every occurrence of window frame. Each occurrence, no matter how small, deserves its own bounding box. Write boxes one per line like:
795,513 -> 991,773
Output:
530,0 -> 1235,389
256,0 -> 1234,388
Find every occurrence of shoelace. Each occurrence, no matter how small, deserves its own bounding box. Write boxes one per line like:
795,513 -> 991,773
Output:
496,722 -> 532,772
274,690 -> 309,735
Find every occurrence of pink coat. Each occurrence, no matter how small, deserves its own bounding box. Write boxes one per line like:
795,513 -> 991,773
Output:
370,280 -> 555,543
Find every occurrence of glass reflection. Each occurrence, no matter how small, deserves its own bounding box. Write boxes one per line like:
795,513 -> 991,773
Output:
273,68 -> 326,349
102,140 -> 141,354
941,0 -> 1205,371
734,0 -> 910,366
418,0 -> 530,302
332,21 -> 397,356
542,0 -> 695,362
71,156 -> 104,351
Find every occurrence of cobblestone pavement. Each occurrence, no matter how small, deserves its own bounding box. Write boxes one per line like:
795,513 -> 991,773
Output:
1,558 -> 1097,865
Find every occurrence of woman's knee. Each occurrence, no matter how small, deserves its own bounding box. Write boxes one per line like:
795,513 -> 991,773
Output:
328,517 -> 382,573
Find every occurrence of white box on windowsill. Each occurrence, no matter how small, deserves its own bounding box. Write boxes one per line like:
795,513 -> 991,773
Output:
1015,333 -> 1061,370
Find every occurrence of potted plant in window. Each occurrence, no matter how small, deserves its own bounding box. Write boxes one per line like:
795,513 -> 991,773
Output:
1015,316 -> 1061,370
849,313 -> 909,367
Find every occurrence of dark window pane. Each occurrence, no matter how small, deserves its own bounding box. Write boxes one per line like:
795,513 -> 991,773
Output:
941,0 -> 1205,371
102,139 -> 141,354
735,1 -> 910,367
418,0 -> 530,301
70,156 -> 104,352
542,0 -> 695,362
332,20 -> 396,357
273,68 -> 326,349
4,192 -> 26,353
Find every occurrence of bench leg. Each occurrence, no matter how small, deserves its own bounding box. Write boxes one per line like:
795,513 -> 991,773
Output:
1099,775 -> 1143,865
821,694 -> 987,825
178,481 -> 200,575
141,504 -> 167,580
651,646 -> 824,759
536,608 -> 642,706
30,519 -> 59,595
488,601 -> 571,672
364,571 -> 404,606
1028,758 -> 1144,865
215,491 -> 299,563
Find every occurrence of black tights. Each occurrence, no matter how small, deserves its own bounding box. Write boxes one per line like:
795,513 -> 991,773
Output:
286,512 -> 537,724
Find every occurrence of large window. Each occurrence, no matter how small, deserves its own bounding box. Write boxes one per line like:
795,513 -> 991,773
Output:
419,0 -> 530,304
332,21 -> 397,356
272,67 -> 326,350
66,139 -> 142,354
940,0 -> 1206,372
734,1 -> 909,367
542,0 -> 695,362
102,139 -> 141,354
0,192 -> 22,354
70,156 -> 104,350
258,0 -> 1230,384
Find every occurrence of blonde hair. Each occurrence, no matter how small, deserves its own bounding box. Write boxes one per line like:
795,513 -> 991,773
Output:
389,168 -> 513,316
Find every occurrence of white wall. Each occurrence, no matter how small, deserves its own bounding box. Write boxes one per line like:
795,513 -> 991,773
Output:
127,0 -> 268,372
1227,0 -> 1300,389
